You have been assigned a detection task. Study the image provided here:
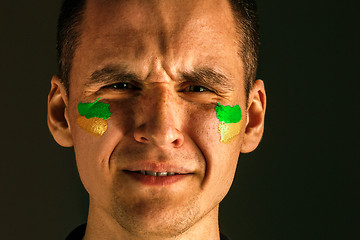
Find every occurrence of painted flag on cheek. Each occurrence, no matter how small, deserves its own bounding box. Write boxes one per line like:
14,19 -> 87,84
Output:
76,97 -> 112,136
215,102 -> 243,144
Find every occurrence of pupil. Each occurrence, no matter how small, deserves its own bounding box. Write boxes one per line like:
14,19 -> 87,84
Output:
113,83 -> 128,89
190,86 -> 205,92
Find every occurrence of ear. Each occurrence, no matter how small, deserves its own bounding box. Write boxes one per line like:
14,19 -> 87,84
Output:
241,79 -> 266,153
47,75 -> 74,147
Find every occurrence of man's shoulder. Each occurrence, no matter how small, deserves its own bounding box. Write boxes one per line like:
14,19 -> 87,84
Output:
65,223 -> 86,240
220,232 -> 232,240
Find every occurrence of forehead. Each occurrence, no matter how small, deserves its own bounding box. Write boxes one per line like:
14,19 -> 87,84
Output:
84,0 -> 235,35
74,0 -> 242,81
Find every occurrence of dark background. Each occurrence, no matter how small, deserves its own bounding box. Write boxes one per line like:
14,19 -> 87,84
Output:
1,1 -> 359,239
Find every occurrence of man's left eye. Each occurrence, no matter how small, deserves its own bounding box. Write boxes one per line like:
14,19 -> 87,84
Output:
185,85 -> 209,92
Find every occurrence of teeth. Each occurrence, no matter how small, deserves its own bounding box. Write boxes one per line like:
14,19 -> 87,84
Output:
157,172 -> 168,177
146,171 -> 157,176
138,171 -> 179,176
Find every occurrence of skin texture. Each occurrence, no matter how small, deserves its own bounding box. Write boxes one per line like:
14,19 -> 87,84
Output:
47,0 -> 266,239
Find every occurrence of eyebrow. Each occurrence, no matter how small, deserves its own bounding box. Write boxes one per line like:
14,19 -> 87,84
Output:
87,65 -> 141,87
181,68 -> 234,93
87,65 -> 234,93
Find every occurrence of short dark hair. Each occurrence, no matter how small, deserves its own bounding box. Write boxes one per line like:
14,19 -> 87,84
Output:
56,0 -> 259,97
57,0 -> 86,93
229,0 -> 259,97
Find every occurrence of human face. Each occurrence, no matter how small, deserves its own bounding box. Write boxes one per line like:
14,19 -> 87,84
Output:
67,0 -> 247,237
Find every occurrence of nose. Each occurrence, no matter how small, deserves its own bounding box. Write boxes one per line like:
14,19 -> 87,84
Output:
133,85 -> 185,148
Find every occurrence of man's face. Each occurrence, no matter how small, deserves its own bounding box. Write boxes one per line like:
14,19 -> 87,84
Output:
59,0 -> 255,237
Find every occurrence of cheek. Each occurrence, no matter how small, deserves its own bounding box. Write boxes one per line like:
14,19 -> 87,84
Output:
107,100 -> 135,134
75,116 -> 108,136
188,105 -> 241,205
186,104 -> 238,172
68,102 -> 124,198
217,120 -> 243,144
214,103 -> 243,144
187,104 -> 243,149
186,105 -> 219,145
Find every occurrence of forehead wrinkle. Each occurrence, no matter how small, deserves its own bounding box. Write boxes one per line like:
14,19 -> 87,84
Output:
86,64 -> 141,87
156,1 -> 239,71
148,0 -> 204,56
83,0 -> 194,66
79,0 -> 242,88
88,0 -> 229,56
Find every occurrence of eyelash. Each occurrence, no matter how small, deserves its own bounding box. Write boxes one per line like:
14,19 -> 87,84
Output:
103,82 -> 140,90
103,82 -> 212,93
182,85 -> 210,93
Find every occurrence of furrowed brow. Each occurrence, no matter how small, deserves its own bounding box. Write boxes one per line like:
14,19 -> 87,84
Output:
86,65 -> 140,87
182,68 -> 234,93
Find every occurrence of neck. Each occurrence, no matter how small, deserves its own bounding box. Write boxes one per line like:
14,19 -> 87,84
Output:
83,198 -> 221,240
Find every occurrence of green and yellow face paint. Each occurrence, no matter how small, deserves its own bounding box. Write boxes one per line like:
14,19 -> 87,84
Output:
215,102 -> 243,144
76,97 -> 112,137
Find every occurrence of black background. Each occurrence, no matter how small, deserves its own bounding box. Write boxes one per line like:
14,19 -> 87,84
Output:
1,1 -> 359,239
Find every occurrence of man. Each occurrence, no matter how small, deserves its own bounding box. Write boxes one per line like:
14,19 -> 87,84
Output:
47,0 -> 266,239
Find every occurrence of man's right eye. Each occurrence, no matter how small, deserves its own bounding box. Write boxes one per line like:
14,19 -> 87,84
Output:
103,82 -> 139,90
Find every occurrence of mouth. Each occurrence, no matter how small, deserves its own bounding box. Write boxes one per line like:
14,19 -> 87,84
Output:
126,170 -> 185,176
123,170 -> 192,186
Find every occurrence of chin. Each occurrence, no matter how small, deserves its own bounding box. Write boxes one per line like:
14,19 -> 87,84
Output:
110,195 -> 202,238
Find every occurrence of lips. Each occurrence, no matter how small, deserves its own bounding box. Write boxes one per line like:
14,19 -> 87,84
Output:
123,163 -> 193,186
123,162 -> 193,175
125,171 -> 189,185
131,170 -> 183,176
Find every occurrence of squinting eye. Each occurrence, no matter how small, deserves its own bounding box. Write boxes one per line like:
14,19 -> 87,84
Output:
105,82 -> 138,90
187,85 -> 209,92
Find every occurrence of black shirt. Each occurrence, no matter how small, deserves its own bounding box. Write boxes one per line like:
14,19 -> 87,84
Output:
66,223 -> 232,240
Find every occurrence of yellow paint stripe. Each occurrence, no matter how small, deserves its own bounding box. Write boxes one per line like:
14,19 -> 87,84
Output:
76,116 -> 108,137
218,119 -> 243,144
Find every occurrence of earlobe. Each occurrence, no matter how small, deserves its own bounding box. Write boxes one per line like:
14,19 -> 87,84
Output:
241,79 -> 266,153
47,75 -> 74,147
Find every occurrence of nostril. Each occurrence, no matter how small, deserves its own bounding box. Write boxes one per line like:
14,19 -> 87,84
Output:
171,132 -> 184,147
172,139 -> 180,145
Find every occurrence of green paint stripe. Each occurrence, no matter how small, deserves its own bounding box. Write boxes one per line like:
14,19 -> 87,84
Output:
215,102 -> 242,124
78,97 -> 112,120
